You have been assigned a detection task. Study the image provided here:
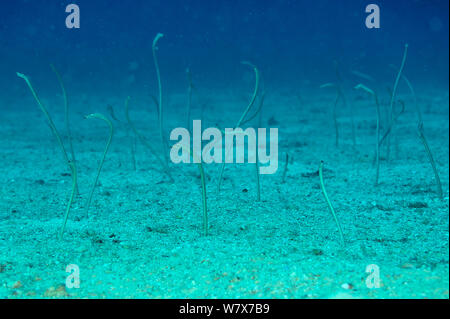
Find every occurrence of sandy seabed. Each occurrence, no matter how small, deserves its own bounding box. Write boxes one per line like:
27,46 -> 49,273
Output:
0,87 -> 448,298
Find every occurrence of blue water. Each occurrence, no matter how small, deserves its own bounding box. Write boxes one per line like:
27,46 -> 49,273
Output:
1,0 -> 448,93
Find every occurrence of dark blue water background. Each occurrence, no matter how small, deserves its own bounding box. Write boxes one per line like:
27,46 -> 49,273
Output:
0,0 -> 448,108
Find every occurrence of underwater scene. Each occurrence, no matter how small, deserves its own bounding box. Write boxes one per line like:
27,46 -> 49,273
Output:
0,0 -> 448,300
